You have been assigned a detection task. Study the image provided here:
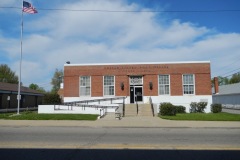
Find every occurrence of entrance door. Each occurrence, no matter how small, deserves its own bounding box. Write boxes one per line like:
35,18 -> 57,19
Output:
130,87 -> 135,103
130,86 -> 143,103
135,87 -> 143,102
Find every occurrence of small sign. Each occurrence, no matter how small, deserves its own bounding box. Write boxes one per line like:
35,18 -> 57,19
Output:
17,95 -> 21,100
7,96 -> 10,101
130,76 -> 143,85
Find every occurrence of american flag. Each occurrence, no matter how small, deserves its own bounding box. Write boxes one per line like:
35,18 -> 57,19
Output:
23,1 -> 38,14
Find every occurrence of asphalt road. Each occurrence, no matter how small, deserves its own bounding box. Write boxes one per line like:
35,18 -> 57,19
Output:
0,126 -> 240,149
0,126 -> 240,160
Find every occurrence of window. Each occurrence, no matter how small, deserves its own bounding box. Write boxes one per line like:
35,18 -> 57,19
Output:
80,76 -> 91,96
159,75 -> 170,95
104,76 -> 115,96
183,74 -> 195,94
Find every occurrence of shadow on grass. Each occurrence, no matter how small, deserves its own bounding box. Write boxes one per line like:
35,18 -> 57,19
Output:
0,149 -> 239,160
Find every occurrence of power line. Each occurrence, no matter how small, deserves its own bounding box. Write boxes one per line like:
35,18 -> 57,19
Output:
222,71 -> 240,78
1,6 -> 240,13
220,67 -> 240,77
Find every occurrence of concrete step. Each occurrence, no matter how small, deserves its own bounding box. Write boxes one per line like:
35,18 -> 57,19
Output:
124,104 -> 153,117
124,104 -> 137,117
138,104 -> 153,117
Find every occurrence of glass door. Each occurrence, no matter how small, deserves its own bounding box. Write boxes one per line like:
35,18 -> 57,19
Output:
135,86 -> 143,102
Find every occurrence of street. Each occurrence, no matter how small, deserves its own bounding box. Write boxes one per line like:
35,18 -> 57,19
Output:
0,126 -> 240,160
0,126 -> 240,149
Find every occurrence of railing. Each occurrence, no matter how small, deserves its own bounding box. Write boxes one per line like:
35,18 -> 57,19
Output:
59,97 -> 126,118
149,97 -> 155,117
135,96 -> 139,115
63,97 -> 126,106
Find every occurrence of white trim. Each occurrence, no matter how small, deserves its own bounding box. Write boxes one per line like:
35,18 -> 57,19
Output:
158,74 -> 170,95
103,75 -> 115,96
182,74 -> 195,95
79,76 -> 91,97
64,61 -> 210,67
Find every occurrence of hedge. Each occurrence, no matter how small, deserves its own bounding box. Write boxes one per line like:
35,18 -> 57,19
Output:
190,102 -> 207,113
159,103 -> 176,116
175,105 -> 186,113
211,104 -> 222,113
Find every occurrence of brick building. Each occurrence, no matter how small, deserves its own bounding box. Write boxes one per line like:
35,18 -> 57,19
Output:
63,61 -> 212,112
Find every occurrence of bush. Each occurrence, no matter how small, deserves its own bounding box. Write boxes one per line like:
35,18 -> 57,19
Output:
197,102 -> 208,113
190,102 -> 198,113
190,102 -> 207,113
43,93 -> 61,104
211,104 -> 222,113
175,105 -> 186,113
159,103 -> 176,116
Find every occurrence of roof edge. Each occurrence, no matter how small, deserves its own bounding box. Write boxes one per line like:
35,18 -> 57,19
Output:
64,61 -> 211,67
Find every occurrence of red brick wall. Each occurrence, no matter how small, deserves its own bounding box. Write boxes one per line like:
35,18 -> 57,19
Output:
170,74 -> 183,96
64,63 -> 211,97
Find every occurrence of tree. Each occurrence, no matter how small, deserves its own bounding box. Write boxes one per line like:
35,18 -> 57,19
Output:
43,92 -> 61,104
0,64 -> 18,84
218,76 -> 229,86
29,83 -> 39,90
229,73 -> 240,84
29,83 -> 46,93
51,69 -> 63,93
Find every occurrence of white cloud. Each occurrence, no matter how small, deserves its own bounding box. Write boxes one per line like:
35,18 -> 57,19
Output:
1,0 -> 240,90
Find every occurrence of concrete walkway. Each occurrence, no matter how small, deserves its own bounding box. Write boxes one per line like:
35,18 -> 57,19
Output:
0,114 -> 240,128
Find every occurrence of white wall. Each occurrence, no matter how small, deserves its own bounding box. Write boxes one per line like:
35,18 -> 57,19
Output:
148,95 -> 212,113
64,95 -> 212,113
38,104 -> 118,116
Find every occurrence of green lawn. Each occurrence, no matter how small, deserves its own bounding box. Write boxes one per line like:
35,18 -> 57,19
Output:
0,111 -> 98,120
159,113 -> 240,121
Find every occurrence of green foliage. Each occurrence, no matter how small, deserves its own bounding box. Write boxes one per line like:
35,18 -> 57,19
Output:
229,73 -> 240,84
0,111 -> 98,120
212,74 -> 240,87
159,103 -> 176,116
0,64 -> 18,84
211,104 -> 222,113
175,105 -> 186,113
160,113 -> 240,121
190,102 -> 207,113
29,83 -> 39,90
51,68 -> 63,93
29,83 -> 46,93
43,93 -> 61,104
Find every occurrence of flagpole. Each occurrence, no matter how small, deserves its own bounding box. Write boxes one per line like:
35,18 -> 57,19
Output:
17,0 -> 24,115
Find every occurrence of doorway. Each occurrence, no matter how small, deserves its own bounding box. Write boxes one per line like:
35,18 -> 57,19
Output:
130,86 -> 143,103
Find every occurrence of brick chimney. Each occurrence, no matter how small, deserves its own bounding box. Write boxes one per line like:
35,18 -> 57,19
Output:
214,77 -> 219,94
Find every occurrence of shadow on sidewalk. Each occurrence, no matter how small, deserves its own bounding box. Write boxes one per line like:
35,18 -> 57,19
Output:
0,148 -> 239,160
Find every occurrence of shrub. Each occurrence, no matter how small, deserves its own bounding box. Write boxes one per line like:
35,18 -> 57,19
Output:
190,102 -> 198,113
197,102 -> 208,113
159,103 -> 176,116
211,104 -> 222,113
190,102 -> 207,113
175,105 -> 186,113
43,93 -> 61,105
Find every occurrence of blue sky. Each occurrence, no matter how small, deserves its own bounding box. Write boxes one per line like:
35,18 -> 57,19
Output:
0,0 -> 240,90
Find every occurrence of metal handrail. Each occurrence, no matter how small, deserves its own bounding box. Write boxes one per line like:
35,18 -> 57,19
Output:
63,97 -> 126,106
61,97 -> 126,116
149,97 -> 154,117
135,96 -> 139,115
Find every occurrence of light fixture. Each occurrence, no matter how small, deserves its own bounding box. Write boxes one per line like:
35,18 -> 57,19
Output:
149,82 -> 153,90
120,82 -> 124,90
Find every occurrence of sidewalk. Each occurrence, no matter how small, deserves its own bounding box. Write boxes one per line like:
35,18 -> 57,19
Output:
0,114 -> 240,128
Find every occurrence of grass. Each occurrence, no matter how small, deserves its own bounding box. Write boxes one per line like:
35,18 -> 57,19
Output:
0,111 -> 98,120
159,112 -> 240,121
